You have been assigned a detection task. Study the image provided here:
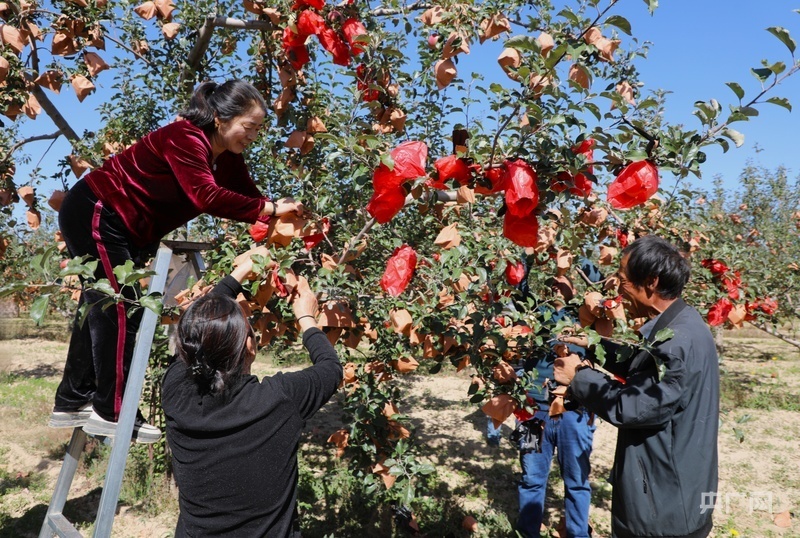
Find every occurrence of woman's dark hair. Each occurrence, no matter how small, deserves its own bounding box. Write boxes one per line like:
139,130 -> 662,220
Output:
180,79 -> 267,132
175,293 -> 251,395
622,235 -> 691,300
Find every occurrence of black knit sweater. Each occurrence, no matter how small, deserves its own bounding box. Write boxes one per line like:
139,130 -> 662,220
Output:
162,276 -> 342,537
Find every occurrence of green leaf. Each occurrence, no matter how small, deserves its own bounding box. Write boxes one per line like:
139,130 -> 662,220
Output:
469,391 -> 485,404
593,344 -> 606,366
657,362 -> 667,382
59,257 -> 98,280
721,128 -> 745,148
740,106 -> 759,117
605,15 -> 632,35
467,378 -> 479,395
401,483 -> 414,505
766,26 -> 797,54
380,152 -> 395,170
139,293 -> 163,315
76,302 -> 92,328
416,463 -> 436,475
766,96 -> 792,111
638,98 -> 659,109
751,67 -> 772,82
643,0 -> 658,15
0,283 -> 27,299
557,8 -> 581,26
113,259 -> 136,286
584,102 -> 601,120
30,294 -> 51,326
652,328 -> 674,344
725,82 -> 745,100
504,35 -> 538,52
545,43 -> 569,69
625,149 -> 649,161
765,61 -> 786,75
90,280 -> 117,297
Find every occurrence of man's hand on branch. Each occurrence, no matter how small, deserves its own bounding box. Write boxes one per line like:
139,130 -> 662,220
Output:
553,353 -> 587,386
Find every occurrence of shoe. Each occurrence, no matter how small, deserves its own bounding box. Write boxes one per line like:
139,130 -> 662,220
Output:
49,403 -> 93,428
82,409 -> 162,444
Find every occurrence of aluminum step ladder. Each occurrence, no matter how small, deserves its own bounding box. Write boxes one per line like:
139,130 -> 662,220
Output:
39,241 -> 209,538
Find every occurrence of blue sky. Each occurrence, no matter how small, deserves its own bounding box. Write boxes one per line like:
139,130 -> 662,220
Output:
629,1 -> 799,191
10,1 -> 800,202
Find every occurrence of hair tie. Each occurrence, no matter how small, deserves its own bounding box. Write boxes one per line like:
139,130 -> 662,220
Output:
190,361 -> 207,378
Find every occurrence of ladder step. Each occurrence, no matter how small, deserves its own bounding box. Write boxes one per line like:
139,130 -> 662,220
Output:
44,513 -> 82,538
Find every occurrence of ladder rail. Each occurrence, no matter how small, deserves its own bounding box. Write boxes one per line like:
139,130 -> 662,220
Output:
39,243 -> 207,538
92,246 -> 173,538
38,429 -> 87,538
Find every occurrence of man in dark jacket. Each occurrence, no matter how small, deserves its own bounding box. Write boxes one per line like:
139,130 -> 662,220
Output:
555,235 -> 719,538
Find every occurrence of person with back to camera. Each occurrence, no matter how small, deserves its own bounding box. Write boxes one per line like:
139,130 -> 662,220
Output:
516,273 -> 597,538
554,235 -> 720,538
48,79 -> 304,442
162,247 -> 343,537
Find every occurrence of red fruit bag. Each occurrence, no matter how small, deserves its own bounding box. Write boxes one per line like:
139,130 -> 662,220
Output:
379,245 -> 417,296
503,211 -> 539,248
505,260 -> 526,286
249,221 -> 270,242
504,159 -> 539,217
390,141 -> 428,180
434,155 -> 471,185
607,160 -> 659,209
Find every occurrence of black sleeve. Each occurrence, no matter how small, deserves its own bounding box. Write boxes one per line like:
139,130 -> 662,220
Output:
591,339 -> 633,377
570,346 -> 687,429
210,275 -> 244,299
278,328 -> 343,420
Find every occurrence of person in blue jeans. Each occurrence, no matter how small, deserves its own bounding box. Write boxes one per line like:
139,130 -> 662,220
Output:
517,275 -> 595,538
486,416 -> 503,446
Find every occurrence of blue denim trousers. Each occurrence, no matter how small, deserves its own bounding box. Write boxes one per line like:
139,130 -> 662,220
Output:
517,409 -> 595,538
486,415 -> 503,445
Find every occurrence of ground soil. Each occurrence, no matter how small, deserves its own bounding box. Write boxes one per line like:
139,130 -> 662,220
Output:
1,327 -> 798,537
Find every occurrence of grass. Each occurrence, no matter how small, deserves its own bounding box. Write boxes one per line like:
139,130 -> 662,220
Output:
0,318 -> 71,342
720,371 -> 800,412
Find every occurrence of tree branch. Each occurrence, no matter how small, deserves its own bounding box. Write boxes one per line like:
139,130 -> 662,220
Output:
104,34 -> 153,66
748,322 -> 800,350
181,15 -> 217,92
2,131 -> 61,161
371,2 -> 432,17
27,83 -> 81,143
704,61 -> 800,143
338,217 -> 376,265
180,16 -> 276,93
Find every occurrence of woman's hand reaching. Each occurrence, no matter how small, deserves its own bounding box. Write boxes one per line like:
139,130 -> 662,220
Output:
291,275 -> 319,332
260,197 -> 305,219
231,245 -> 275,283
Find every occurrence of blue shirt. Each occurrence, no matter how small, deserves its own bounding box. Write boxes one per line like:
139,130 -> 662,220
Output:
524,305 -> 586,408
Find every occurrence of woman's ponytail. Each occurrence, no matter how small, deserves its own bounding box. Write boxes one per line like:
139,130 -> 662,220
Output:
179,81 -> 218,131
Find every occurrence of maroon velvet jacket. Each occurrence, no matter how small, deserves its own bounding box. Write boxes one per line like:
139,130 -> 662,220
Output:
84,120 -> 268,247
